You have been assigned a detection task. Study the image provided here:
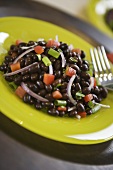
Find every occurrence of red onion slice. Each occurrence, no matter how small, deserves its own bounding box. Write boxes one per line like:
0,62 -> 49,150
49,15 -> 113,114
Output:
68,44 -> 74,51
4,62 -> 38,77
60,52 -> 66,68
68,106 -> 76,112
13,47 -> 34,64
20,43 -> 37,50
49,64 -> 53,75
67,75 -> 77,105
21,82 -> 49,102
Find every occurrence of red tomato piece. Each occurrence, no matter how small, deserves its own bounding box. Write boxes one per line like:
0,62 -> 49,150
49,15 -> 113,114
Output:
43,73 -> 55,85
52,91 -> 62,99
94,78 -> 97,87
15,86 -> 26,99
84,94 -> 93,102
46,40 -> 60,47
78,111 -> 87,118
57,106 -> 67,111
34,46 -> 44,54
72,48 -> 81,55
65,67 -> 76,77
10,62 -> 21,72
16,40 -> 22,45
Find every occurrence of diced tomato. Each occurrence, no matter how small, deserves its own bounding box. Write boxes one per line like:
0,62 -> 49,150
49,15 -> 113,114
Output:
65,67 -> 76,77
16,40 -> 22,45
43,73 -> 55,85
78,111 -> 87,118
72,48 -> 81,54
10,62 -> 21,72
107,53 -> 113,64
34,45 -> 44,54
52,90 -> 62,99
84,94 -> 93,102
15,86 -> 26,99
57,106 -> 67,111
46,40 -> 60,47
94,78 -> 97,87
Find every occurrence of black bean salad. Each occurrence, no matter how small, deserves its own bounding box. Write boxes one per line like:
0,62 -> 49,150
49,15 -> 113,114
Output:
0,36 -> 110,119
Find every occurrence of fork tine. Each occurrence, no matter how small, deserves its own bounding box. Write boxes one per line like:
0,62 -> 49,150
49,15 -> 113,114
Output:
101,46 -> 111,70
97,46 -> 107,71
90,48 -> 98,73
93,48 -> 102,72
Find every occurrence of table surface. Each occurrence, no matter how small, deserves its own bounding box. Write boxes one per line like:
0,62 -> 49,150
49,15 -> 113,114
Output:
0,0 -> 113,170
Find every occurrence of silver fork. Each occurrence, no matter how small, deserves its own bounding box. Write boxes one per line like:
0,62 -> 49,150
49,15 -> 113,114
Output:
90,46 -> 113,91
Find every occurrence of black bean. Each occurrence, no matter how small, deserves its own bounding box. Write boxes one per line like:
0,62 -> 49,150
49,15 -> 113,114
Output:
36,80 -> 44,89
14,76 -> 22,85
75,83 -> 81,92
80,50 -> 86,59
81,72 -> 90,80
77,55 -> 83,66
38,89 -> 47,97
82,87 -> 91,95
74,75 -> 80,83
5,76 -> 14,82
86,109 -> 92,115
21,69 -> 29,76
25,57 -> 33,66
100,87 -> 108,98
28,83 -> 39,92
52,78 -> 62,87
54,70 -> 61,78
5,56 -> 13,62
17,48 -> 23,55
62,93 -> 68,100
70,64 -> 81,74
81,80 -> 89,87
23,94 -> 34,104
19,58 -> 25,68
54,60 -> 61,70
38,41 -> 46,46
60,88 -> 67,93
59,43 -> 68,50
48,108 -> 59,116
93,94 -> 99,102
59,111 -> 65,117
83,60 -> 89,66
49,56 -> 56,63
22,74 -> 30,82
76,103 -> 85,112
27,41 -> 35,46
45,93 -> 54,102
60,82 -> 68,89
92,86 -> 100,95
81,64 -> 89,71
35,102 -> 43,110
30,73 -> 38,82
10,45 -> 16,50
29,63 -> 41,74
18,42 -> 27,47
41,102 -> 54,109
68,110 -> 77,117
32,54 -> 38,62
45,84 -> 53,92
40,63 -> 48,72
0,65 -> 6,72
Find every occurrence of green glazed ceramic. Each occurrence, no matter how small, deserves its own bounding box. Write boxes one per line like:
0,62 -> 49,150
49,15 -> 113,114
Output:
0,17 -> 113,145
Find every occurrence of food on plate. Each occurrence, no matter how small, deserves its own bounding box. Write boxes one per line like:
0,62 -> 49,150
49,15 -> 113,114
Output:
0,36 -> 109,119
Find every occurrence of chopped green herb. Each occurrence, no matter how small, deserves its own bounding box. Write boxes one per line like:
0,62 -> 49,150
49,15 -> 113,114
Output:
54,83 -> 62,90
70,57 -> 77,62
88,101 -> 94,108
8,82 -> 17,90
48,48 -> 60,58
76,92 -> 85,97
42,56 -> 51,66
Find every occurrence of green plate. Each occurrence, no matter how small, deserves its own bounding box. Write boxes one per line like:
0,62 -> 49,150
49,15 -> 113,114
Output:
87,0 -> 113,37
0,17 -> 113,145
